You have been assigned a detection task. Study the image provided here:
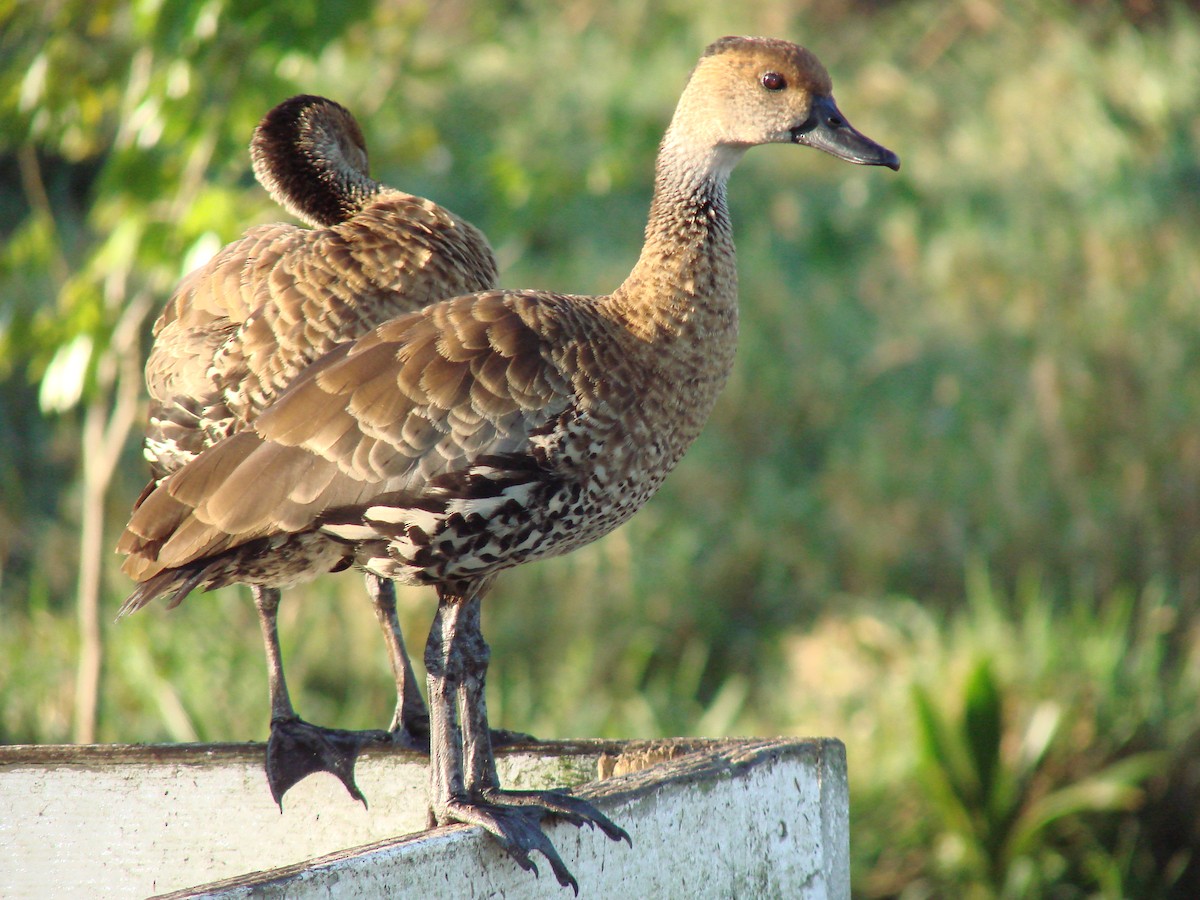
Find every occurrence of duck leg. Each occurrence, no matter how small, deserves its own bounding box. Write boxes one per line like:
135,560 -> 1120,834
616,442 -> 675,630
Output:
365,574 -> 430,746
458,602 -> 629,842
424,581 -> 628,893
254,585 -> 387,807
366,573 -> 532,752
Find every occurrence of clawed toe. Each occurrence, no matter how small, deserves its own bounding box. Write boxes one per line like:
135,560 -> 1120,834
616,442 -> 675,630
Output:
266,716 -> 390,806
479,788 -> 631,845
440,798 -> 581,893
436,790 -> 630,893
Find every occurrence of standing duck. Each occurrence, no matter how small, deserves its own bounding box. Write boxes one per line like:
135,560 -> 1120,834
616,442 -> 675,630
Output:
128,94 -> 498,804
119,37 -> 898,889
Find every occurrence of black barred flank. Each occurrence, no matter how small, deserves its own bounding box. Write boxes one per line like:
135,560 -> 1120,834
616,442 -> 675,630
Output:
430,452 -> 550,494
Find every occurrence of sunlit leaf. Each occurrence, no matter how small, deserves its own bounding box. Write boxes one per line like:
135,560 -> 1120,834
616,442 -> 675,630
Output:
1015,700 -> 1061,782
38,333 -> 93,413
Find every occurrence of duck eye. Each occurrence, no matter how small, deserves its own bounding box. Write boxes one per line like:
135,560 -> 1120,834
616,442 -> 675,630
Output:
761,72 -> 786,92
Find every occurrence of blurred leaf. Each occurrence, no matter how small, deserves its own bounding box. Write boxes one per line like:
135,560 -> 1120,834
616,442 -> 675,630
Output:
1014,700 -> 1061,786
963,657 -> 1003,818
1009,752 -> 1169,861
38,334 -> 92,414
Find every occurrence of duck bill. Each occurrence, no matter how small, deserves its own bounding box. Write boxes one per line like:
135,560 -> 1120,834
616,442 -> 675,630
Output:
792,95 -> 900,171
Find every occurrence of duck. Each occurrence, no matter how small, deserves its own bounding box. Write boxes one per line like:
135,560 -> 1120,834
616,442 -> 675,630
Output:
119,36 -> 898,890
128,93 -> 499,805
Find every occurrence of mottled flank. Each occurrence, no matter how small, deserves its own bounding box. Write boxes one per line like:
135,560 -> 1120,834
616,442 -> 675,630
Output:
118,37 -> 897,889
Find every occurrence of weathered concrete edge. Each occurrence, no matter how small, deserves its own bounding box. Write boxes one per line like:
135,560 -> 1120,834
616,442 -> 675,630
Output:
0,736 -> 730,771
819,738 -> 851,899
152,737 -> 847,899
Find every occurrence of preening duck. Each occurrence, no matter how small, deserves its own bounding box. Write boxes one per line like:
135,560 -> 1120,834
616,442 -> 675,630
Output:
129,94 -> 498,804
120,37 -> 898,890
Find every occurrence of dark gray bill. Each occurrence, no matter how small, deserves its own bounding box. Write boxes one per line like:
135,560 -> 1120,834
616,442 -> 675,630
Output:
792,95 -> 900,171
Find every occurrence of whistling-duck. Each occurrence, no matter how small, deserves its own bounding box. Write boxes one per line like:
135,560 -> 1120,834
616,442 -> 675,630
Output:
128,94 -> 498,804
120,37 -> 897,889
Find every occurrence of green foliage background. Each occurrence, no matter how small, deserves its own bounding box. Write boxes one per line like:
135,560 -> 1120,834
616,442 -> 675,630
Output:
2,0 -> 1199,896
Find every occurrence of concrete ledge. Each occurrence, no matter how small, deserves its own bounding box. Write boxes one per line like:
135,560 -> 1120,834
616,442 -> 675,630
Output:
0,737 -> 848,899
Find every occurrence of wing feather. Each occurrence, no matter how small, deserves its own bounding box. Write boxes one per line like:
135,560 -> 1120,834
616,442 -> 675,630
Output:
143,194 -> 498,477
122,292 -> 576,580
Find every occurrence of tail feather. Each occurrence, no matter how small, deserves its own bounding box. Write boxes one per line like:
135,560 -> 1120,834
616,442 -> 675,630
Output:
116,560 -> 220,620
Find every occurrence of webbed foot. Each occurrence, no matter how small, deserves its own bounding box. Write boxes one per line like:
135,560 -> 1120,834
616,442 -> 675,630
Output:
266,716 -> 390,807
423,584 -> 629,892
435,789 -> 629,893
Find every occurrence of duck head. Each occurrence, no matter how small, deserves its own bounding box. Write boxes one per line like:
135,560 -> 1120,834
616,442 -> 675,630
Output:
669,36 -> 899,174
250,95 -> 377,227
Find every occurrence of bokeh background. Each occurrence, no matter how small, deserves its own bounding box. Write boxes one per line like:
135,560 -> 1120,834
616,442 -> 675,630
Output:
3,0 -> 1199,895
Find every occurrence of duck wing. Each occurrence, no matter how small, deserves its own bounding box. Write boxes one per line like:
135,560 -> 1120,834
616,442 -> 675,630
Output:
121,291 -> 577,584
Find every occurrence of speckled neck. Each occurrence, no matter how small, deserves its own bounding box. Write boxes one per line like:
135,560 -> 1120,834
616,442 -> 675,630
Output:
607,122 -> 744,358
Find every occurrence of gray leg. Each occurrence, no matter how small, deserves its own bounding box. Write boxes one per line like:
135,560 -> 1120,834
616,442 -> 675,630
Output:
252,585 -> 385,808
252,586 -> 296,723
364,573 -> 430,746
455,589 -> 630,843
423,580 -> 628,894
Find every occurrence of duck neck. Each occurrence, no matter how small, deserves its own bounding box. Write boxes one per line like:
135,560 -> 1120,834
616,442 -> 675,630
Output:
287,138 -> 383,227
253,115 -> 384,228
608,131 -> 744,349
